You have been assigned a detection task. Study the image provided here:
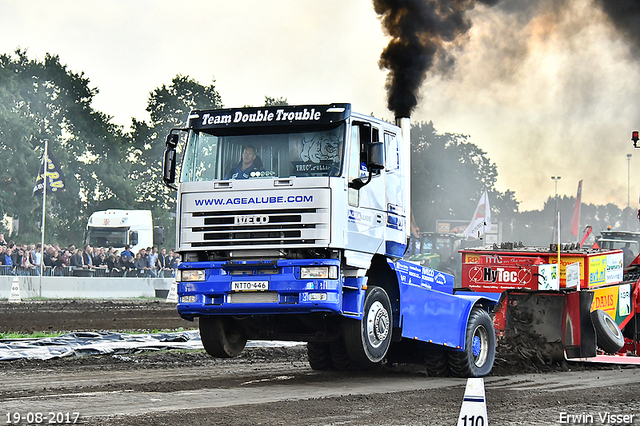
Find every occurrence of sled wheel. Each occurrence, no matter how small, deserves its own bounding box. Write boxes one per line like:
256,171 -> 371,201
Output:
343,286 -> 393,364
307,342 -> 333,370
424,349 -> 450,377
199,316 -> 247,358
449,307 -> 495,378
591,309 -> 624,354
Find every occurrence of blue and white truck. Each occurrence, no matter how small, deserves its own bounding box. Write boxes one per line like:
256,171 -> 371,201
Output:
162,103 -> 497,377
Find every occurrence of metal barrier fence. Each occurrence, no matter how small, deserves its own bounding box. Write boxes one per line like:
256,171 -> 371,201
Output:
0,265 -> 176,278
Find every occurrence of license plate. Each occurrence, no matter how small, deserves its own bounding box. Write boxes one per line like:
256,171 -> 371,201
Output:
231,281 -> 269,291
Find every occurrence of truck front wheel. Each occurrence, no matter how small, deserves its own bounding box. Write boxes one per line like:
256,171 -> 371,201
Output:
199,316 -> 247,358
449,307 -> 495,377
343,286 -> 393,364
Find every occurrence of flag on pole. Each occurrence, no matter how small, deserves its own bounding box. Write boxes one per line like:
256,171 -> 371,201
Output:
570,180 -> 582,237
579,225 -> 592,248
32,147 -> 65,197
463,191 -> 492,240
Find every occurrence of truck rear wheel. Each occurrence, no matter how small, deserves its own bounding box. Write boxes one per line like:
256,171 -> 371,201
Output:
591,309 -> 624,354
199,316 -> 247,358
343,286 -> 392,364
424,349 -> 450,377
307,342 -> 332,370
449,307 -> 495,377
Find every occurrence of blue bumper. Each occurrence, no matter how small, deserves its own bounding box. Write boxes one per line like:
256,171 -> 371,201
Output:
176,259 -> 366,320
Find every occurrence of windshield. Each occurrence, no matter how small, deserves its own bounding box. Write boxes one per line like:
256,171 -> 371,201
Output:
180,123 -> 345,182
86,227 -> 128,248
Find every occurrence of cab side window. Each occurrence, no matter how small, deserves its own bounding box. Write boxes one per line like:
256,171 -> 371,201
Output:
385,132 -> 399,172
348,124 -> 360,183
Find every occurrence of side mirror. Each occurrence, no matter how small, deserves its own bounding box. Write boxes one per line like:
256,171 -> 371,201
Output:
163,132 -> 181,189
166,133 -> 179,147
163,147 -> 176,187
369,141 -> 384,171
153,226 -> 165,246
348,178 -> 367,190
129,231 -> 139,247
348,141 -> 385,190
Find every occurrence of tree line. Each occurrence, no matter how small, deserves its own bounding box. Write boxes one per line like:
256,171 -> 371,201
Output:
0,49 -> 635,249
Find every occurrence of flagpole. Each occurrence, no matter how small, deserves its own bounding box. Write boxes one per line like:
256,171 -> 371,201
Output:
39,140 -> 48,297
557,211 -> 561,268
482,191 -> 487,244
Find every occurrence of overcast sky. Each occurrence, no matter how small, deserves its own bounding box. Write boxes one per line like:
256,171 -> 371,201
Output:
2,0 -> 639,213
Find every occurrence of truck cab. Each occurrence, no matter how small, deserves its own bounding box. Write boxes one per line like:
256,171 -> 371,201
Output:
84,210 -> 163,253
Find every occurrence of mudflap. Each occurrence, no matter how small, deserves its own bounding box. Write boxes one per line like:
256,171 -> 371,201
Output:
495,289 -> 596,360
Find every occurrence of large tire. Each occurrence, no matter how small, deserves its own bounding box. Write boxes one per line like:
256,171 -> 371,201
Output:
424,349 -> 450,377
199,316 -> 247,358
330,339 -> 363,371
307,342 -> 333,370
591,309 -> 624,354
449,307 -> 495,378
343,286 -> 393,364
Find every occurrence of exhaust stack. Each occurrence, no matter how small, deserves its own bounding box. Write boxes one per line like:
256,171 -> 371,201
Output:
396,117 -> 411,240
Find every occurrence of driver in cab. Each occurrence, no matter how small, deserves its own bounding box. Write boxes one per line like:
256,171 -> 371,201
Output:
225,145 -> 260,179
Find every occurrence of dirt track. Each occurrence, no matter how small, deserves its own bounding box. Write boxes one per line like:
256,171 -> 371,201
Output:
2,300 -> 640,426
0,299 -> 195,333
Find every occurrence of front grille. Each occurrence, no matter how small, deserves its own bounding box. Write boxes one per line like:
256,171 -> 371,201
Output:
183,206 -> 330,249
228,292 -> 278,304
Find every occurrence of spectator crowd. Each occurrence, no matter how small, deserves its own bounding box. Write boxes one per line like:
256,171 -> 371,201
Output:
0,233 -> 180,278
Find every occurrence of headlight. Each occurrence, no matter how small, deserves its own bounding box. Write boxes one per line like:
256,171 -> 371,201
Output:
300,266 -> 338,279
180,269 -> 206,281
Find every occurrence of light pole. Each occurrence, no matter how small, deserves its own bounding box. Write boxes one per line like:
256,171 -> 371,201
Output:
628,154 -> 632,208
551,176 -> 561,244
551,176 -> 561,199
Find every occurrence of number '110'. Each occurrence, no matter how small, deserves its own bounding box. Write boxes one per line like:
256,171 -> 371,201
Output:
460,415 -> 485,426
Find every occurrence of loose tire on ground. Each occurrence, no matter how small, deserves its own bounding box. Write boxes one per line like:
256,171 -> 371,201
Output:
591,309 -> 624,354
307,342 -> 332,370
343,286 -> 393,365
449,306 -> 495,378
199,316 -> 247,358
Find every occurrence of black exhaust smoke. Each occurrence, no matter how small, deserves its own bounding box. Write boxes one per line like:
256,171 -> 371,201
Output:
373,0 -> 500,117
593,0 -> 640,49
375,0 -> 640,119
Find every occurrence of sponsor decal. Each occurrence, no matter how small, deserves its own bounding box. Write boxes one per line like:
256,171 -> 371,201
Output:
468,265 -> 532,285
348,209 -> 373,224
462,254 -> 481,264
200,108 -> 322,126
434,273 -> 447,285
591,285 -> 619,318
387,203 -> 404,215
619,284 -> 631,317
395,262 -> 409,272
292,161 -> 332,173
605,252 -> 624,284
548,255 -> 584,287
194,195 -> 313,207
386,214 -> 405,231
537,264 -> 559,290
588,255 -> 607,287
565,262 -> 580,289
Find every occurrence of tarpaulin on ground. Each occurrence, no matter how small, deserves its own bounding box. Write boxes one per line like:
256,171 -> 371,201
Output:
0,331 -> 300,361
